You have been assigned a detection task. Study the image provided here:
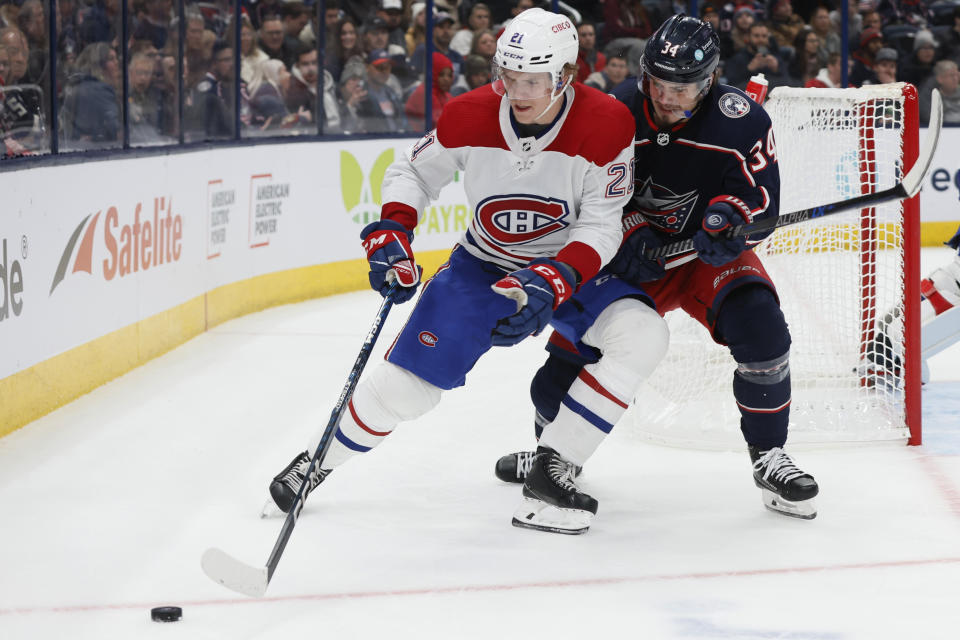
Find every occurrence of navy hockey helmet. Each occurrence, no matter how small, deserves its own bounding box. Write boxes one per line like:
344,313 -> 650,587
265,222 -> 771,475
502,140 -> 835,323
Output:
641,14 -> 720,85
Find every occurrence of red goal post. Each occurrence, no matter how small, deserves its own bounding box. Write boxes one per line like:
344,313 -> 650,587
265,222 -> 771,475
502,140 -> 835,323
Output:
629,83 -> 921,450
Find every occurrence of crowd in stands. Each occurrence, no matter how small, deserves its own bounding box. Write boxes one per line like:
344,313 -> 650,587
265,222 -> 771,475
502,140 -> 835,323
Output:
0,0 -> 957,157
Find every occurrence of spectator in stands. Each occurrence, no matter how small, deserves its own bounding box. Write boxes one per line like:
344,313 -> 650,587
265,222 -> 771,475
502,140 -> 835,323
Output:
361,15 -> 410,82
502,0 -> 536,32
788,27 -> 825,87
450,2 -> 490,56
184,40 -> 234,140
0,45 -> 9,83
769,0 -> 805,52
809,5 -> 840,60
336,62 -> 368,133
405,51 -> 452,132
76,0 -> 120,49
247,58 -> 301,131
18,0 -> 47,84
725,22 -> 789,90
405,2 -> 428,56
806,51 -> 854,88
920,59 -> 960,125
128,50 -> 173,144
132,0 -> 171,50
575,22 -> 605,84
326,17 -> 364,81
258,14 -> 286,61
60,41 -> 120,146
850,28 -> 885,86
870,47 -> 899,85
240,15 -> 268,85
281,2 -> 310,67
0,35 -> 46,151
862,10 -> 883,37
376,0 -> 407,50
285,43 -> 319,117
900,30 -> 938,88
727,6 -> 755,57
0,28 -> 29,86
451,53 -> 490,96
831,0 -> 862,45
603,0 -> 653,44
584,50 -> 629,92
469,28 -> 497,65
359,47 -> 407,132
411,11 -> 462,77
939,7 -> 960,64
185,10 -> 207,59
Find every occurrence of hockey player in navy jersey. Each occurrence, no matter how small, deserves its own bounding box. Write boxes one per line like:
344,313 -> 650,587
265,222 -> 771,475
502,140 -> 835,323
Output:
496,14 -> 820,519
266,8 -> 669,534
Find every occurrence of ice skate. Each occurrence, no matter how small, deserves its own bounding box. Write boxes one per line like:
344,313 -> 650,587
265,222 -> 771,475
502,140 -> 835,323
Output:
267,450 -> 331,514
512,447 -> 597,534
749,446 -> 818,519
496,450 -> 581,484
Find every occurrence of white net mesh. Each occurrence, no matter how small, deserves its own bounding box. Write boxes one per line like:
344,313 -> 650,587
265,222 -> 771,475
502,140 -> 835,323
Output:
631,84 -> 914,450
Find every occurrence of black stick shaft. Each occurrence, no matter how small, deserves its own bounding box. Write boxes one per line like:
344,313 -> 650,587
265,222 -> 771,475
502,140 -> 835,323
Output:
645,182 -> 908,262
264,285 -> 398,582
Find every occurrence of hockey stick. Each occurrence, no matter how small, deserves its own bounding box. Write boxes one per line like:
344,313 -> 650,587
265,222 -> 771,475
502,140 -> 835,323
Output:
646,88 -> 944,265
201,283 -> 399,597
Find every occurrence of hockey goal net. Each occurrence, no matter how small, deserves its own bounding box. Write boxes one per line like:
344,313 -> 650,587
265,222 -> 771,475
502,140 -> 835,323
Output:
631,83 -> 922,450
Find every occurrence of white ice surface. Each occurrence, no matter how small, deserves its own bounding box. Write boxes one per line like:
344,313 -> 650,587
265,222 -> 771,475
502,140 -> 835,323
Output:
1,249 -> 959,640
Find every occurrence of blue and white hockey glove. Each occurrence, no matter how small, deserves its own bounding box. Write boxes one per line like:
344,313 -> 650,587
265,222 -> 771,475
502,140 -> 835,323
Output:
361,219 -> 423,304
490,259 -> 577,347
607,212 -> 666,284
693,201 -> 748,267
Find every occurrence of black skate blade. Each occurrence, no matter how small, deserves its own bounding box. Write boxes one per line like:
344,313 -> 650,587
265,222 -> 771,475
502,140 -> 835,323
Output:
511,517 -> 589,535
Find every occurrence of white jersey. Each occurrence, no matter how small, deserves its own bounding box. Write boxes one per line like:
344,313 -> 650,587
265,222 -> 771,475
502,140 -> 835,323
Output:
380,82 -> 637,283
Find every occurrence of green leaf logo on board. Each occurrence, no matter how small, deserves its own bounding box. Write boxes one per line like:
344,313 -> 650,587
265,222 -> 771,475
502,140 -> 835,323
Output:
340,149 -> 394,225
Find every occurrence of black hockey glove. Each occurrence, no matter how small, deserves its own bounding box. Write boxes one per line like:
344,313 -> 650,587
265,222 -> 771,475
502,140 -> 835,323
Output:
607,212 -> 666,284
693,202 -> 748,267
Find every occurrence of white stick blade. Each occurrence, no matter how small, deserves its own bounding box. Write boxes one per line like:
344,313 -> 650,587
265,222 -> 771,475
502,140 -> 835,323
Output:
903,88 -> 943,198
201,547 -> 269,598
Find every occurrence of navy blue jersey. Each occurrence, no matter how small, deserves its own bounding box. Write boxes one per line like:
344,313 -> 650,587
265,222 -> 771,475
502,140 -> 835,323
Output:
612,80 -> 780,263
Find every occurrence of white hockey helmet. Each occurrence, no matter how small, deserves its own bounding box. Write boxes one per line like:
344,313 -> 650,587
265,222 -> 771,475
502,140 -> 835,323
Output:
492,8 -> 578,103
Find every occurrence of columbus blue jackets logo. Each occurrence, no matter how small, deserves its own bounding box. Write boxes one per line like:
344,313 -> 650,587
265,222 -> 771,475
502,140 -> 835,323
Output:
633,177 -> 699,233
718,93 -> 750,119
474,194 -> 570,245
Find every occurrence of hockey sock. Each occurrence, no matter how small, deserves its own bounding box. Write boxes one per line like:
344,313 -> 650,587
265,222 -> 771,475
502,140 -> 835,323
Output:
716,285 -> 792,450
538,364 -> 631,467
530,354 -> 584,439
313,362 -> 442,468
539,299 -> 667,466
733,356 -> 791,449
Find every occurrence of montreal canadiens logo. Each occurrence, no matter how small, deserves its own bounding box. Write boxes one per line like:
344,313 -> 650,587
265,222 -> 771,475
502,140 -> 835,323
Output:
718,93 -> 750,118
419,331 -> 438,347
474,194 -> 570,246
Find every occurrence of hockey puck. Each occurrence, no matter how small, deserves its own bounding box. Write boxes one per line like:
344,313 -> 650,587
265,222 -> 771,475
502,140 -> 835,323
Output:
150,606 -> 182,622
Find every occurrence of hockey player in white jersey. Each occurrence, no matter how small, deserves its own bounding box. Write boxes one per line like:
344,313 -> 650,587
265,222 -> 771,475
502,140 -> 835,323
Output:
267,8 -> 669,534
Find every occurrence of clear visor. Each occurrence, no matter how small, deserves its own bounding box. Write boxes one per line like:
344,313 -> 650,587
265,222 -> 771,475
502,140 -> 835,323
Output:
491,65 -> 560,101
640,73 -> 710,101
